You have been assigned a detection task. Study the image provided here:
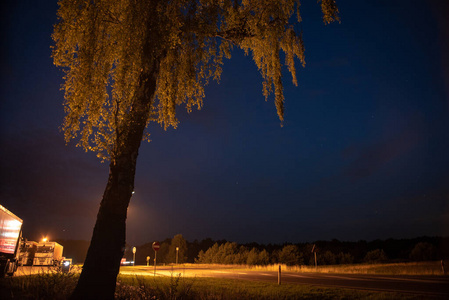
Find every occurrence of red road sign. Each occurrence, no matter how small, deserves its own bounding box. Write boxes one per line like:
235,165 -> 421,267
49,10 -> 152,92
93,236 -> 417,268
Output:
152,241 -> 160,251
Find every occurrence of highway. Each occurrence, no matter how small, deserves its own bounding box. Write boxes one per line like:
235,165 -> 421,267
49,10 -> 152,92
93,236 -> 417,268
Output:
121,265 -> 449,298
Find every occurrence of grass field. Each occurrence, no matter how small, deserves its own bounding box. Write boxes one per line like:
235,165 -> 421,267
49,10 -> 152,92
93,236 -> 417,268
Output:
1,261 -> 445,299
168,260 -> 446,276
115,274 -> 422,299
1,270 -> 424,300
247,261 -> 446,275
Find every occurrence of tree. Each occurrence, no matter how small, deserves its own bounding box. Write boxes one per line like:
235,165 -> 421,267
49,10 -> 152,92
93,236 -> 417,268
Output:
321,250 -> 336,265
52,0 -> 339,298
409,242 -> 436,262
364,249 -> 388,264
167,234 -> 188,264
258,249 -> 271,265
246,247 -> 260,265
278,244 -> 303,266
337,252 -> 354,265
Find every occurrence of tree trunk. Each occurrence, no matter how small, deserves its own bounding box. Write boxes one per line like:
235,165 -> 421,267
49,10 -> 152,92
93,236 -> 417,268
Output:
71,66 -> 158,299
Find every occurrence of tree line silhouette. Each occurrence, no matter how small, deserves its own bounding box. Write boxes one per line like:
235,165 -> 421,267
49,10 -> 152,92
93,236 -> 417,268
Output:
57,235 -> 448,266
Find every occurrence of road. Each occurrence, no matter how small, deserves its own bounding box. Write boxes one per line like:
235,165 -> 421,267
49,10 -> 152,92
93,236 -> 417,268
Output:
121,265 -> 449,298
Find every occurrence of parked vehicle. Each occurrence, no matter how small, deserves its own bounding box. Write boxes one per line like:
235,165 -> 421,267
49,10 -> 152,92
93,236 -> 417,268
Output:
33,241 -> 64,266
60,258 -> 72,273
0,204 -> 23,277
19,240 -> 38,266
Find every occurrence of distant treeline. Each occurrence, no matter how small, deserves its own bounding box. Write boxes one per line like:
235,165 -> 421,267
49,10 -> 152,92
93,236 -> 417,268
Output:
57,236 -> 448,266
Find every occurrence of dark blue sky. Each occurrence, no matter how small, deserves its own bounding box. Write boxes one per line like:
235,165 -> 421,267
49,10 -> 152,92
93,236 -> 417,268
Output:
1,0 -> 448,246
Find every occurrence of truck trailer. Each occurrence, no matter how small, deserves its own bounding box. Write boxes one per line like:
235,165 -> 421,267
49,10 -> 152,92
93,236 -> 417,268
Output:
33,241 -> 63,266
19,240 -> 38,266
0,204 -> 23,277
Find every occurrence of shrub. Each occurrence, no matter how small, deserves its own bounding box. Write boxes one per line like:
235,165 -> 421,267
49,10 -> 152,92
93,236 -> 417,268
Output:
409,242 -> 436,261
364,249 -> 388,264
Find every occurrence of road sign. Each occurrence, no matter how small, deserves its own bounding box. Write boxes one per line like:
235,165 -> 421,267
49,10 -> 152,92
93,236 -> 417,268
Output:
132,247 -> 136,254
152,241 -> 160,251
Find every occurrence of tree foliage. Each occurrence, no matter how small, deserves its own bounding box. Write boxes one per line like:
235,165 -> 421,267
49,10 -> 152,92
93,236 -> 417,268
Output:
167,234 -> 188,263
278,244 -> 303,266
409,242 -> 436,262
53,0 -> 339,160
364,249 -> 388,264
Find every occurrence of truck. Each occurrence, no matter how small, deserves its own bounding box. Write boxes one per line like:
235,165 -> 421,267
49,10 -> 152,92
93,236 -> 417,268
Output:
0,204 -> 23,277
19,240 -> 38,266
33,241 -> 63,266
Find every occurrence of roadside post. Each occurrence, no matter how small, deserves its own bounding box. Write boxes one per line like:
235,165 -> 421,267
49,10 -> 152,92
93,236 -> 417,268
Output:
146,256 -> 150,266
312,244 -> 317,268
278,265 -> 281,285
152,242 -> 160,275
442,260 -> 445,275
132,247 -> 136,266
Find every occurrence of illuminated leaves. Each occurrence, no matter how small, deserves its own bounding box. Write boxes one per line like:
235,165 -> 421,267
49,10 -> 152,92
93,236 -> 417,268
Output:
52,0 -> 339,160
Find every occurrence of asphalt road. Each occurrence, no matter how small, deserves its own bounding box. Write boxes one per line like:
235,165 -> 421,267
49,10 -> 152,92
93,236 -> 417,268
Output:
121,266 -> 449,298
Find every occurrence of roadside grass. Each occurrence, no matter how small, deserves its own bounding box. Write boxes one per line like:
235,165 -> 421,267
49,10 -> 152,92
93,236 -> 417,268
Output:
197,261 -> 445,276
122,260 -> 445,276
1,261 -> 444,299
0,267 -> 78,300
1,271 -> 421,300
116,274 -> 421,299
189,277 -> 420,299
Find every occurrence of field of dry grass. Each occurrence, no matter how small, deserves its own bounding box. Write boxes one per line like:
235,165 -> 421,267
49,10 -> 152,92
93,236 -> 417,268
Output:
235,260 -> 446,275
2,261 -> 445,299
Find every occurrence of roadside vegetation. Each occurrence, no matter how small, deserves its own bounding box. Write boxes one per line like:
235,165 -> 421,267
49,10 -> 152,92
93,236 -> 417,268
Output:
3,235 -> 444,299
60,235 -> 448,269
115,274 -> 423,300
0,268 -> 78,300
236,260 -> 446,275
1,270 -> 423,300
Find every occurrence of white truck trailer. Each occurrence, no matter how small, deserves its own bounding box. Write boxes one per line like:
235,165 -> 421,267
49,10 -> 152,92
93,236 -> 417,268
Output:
0,204 -> 23,277
33,241 -> 64,266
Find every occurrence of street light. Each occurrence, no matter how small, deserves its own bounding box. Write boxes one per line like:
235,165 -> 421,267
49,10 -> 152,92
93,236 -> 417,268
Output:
42,237 -> 48,243
133,247 -> 136,266
176,247 -> 179,265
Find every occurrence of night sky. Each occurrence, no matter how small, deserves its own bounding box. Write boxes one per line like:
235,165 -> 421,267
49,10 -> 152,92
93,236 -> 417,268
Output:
1,0 -> 448,247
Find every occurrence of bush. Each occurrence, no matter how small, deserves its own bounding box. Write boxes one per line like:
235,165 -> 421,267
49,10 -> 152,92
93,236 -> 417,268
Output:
364,249 -> 388,264
321,251 -> 337,265
409,242 -> 436,262
337,252 -> 354,265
